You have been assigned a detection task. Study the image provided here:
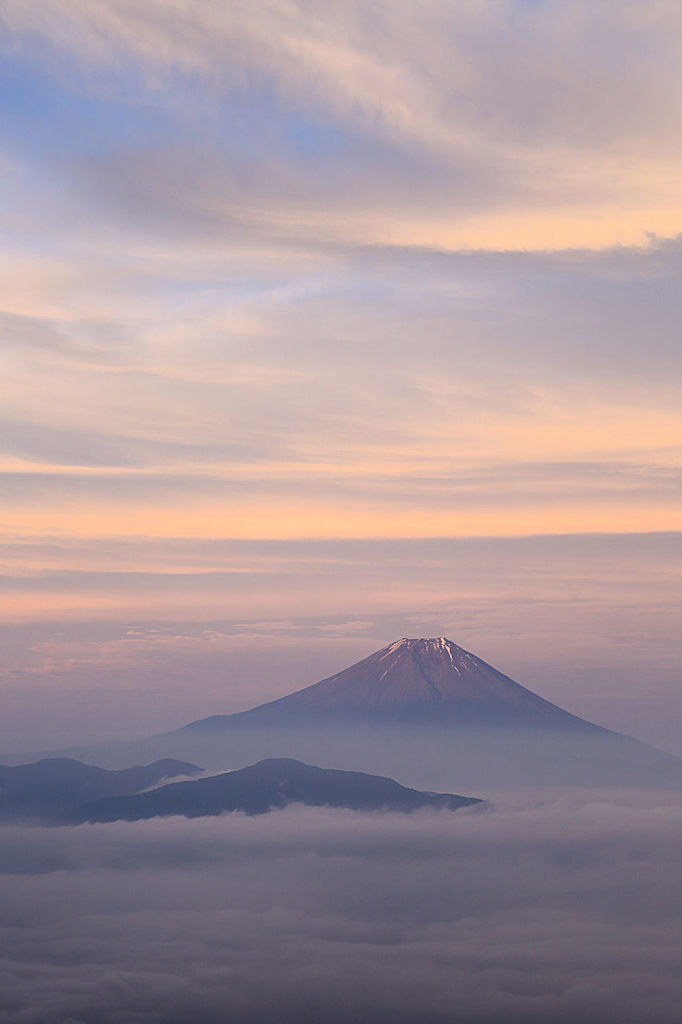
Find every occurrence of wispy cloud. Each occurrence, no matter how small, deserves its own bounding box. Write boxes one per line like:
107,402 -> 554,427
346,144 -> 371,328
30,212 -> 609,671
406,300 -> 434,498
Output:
0,2 -> 680,753
4,1 -> 682,248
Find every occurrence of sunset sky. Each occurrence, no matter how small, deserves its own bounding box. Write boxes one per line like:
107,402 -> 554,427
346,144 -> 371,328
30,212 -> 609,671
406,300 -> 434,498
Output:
1,1 -> 681,753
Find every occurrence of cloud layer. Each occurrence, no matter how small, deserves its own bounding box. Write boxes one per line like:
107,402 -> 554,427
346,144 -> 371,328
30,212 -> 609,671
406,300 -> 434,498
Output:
2,789 -> 681,1023
1,2 -> 681,544
4,0 -> 682,248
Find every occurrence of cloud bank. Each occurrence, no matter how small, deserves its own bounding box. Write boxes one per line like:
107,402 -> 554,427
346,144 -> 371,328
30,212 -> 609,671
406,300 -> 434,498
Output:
1,788 -> 681,1023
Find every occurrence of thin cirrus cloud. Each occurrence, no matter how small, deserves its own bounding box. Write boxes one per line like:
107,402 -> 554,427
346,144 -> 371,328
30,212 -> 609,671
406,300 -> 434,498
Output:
3,1 -> 682,248
0,3 -> 680,685
1,239 -> 681,544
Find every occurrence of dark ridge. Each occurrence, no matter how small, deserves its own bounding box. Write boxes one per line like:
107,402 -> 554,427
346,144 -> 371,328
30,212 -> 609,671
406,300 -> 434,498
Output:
68,757 -> 483,823
0,757 -> 203,823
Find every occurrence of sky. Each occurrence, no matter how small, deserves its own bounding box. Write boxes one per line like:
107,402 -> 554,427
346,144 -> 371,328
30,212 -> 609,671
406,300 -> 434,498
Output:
1,1 -> 681,753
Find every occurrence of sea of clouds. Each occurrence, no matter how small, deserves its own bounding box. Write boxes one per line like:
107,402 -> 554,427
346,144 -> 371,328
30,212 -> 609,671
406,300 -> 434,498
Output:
2,787 -> 681,1023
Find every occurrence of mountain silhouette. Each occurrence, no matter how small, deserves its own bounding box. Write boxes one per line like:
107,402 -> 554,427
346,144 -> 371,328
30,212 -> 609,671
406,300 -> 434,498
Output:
181,637 -> 604,732
0,757 -> 202,823
55,639 -> 682,789
68,757 -> 482,823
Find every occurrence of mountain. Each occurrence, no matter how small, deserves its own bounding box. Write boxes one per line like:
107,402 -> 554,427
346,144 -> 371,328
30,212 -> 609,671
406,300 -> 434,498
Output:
67,758 -> 482,823
51,638 -> 682,790
0,757 -> 202,823
182,637 -> 602,732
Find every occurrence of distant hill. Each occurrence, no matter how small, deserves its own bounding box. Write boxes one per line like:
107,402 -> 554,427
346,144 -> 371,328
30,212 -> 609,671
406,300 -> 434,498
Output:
68,758 -> 482,823
0,757 -> 202,823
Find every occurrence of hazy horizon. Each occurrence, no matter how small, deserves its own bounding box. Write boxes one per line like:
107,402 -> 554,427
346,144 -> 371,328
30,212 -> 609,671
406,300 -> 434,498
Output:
3,530 -> 681,757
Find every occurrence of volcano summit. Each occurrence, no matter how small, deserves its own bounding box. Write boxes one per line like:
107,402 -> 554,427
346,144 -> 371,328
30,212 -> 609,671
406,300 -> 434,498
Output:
155,636 -> 682,790
72,637 -> 681,789
185,637 -> 599,732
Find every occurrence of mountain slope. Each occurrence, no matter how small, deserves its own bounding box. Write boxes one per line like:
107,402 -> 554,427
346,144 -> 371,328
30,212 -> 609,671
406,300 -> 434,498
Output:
68,758 -> 482,823
0,757 -> 202,822
52,639 -> 681,790
182,637 -> 604,732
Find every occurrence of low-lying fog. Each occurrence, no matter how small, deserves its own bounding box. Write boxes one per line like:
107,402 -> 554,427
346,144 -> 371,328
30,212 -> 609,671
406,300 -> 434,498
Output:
2,786 -> 681,1023
68,724 -> 682,791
